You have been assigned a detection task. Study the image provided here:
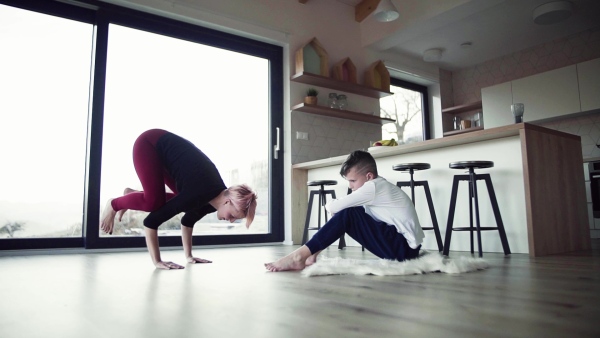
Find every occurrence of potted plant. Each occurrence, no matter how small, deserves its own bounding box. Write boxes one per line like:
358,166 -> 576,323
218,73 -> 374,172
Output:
304,88 -> 318,105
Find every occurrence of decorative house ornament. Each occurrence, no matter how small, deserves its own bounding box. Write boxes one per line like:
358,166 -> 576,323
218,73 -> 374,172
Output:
364,60 -> 390,92
295,37 -> 329,76
332,57 -> 357,84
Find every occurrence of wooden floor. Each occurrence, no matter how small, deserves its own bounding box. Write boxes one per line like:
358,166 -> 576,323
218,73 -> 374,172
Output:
0,242 -> 599,338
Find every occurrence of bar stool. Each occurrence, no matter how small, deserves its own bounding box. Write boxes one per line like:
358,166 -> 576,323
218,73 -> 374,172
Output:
393,163 -> 444,252
302,180 -> 346,249
443,161 -> 511,257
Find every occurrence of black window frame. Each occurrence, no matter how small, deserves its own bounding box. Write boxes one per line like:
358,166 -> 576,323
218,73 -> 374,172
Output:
388,77 -> 432,141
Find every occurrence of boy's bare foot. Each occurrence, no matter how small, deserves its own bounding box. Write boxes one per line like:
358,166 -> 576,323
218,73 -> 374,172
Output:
264,246 -> 312,272
100,199 -> 117,234
305,251 -> 321,266
117,188 -> 137,221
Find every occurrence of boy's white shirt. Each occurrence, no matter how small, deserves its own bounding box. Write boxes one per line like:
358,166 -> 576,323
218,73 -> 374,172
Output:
325,176 -> 424,249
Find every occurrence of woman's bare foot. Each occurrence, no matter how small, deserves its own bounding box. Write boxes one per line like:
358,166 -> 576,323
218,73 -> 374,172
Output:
100,199 -> 117,234
264,246 -> 312,272
117,188 -> 137,221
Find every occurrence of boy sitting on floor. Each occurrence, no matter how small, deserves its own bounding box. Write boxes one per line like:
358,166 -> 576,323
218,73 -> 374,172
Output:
265,150 -> 424,272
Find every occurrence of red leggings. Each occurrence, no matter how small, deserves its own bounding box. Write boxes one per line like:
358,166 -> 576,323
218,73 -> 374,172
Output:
111,129 -> 178,212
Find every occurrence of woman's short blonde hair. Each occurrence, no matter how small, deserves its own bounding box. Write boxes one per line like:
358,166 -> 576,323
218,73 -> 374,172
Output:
227,184 -> 258,228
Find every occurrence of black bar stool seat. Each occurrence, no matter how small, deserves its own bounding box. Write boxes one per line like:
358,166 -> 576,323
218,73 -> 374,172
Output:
393,163 -> 443,252
449,161 -> 494,170
302,180 -> 346,249
443,161 -> 511,257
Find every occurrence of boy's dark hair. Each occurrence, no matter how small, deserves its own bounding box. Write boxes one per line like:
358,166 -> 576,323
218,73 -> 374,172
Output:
339,150 -> 378,177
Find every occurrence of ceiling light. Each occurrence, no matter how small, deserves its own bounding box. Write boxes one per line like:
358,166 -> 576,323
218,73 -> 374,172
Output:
373,0 -> 399,22
533,1 -> 573,25
423,48 -> 443,62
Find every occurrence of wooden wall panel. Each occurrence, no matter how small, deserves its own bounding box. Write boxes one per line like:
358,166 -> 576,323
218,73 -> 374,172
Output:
520,126 -> 591,256
291,168 -> 308,244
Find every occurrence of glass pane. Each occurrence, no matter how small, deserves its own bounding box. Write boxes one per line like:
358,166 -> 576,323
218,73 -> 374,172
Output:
0,5 -> 92,238
380,84 -> 424,144
100,24 -> 269,237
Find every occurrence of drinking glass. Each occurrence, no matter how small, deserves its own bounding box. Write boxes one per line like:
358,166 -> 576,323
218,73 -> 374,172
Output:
473,111 -> 482,127
337,94 -> 347,110
328,93 -> 338,108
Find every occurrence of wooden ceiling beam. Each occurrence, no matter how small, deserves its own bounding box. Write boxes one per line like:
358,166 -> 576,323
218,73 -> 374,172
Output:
355,0 -> 380,22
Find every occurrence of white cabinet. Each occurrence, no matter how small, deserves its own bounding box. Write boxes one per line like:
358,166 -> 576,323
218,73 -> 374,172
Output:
511,64 -> 581,122
480,58 -> 600,128
578,58 -> 600,112
481,81 -> 513,129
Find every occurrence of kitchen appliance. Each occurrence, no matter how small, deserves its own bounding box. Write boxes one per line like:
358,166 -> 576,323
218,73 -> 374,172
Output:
589,161 -> 600,218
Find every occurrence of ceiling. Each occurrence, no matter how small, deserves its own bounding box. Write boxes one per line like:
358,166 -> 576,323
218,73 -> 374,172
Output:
334,0 -> 600,71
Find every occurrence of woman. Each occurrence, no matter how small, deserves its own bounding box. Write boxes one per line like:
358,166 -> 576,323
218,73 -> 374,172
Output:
101,129 -> 257,270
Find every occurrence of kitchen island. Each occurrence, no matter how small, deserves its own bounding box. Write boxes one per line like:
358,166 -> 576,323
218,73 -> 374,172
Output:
291,123 -> 590,257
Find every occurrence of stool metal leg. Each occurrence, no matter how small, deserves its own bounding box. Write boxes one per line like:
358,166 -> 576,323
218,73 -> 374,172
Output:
317,186 -> 324,229
468,175 -> 475,254
397,180 -> 443,252
443,175 -> 461,256
302,191 -> 318,245
422,181 -> 444,252
470,169 -> 484,257
409,169 -> 415,204
483,175 -> 511,255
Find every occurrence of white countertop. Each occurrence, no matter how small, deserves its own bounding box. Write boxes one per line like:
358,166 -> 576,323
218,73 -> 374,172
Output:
293,123 -> 579,170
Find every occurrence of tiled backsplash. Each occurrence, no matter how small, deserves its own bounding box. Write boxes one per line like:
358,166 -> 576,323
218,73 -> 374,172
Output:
449,27 -> 600,107
291,112 -> 381,164
538,112 -> 600,160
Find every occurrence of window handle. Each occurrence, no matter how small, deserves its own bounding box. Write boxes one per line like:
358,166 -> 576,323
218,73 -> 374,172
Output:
274,127 -> 280,160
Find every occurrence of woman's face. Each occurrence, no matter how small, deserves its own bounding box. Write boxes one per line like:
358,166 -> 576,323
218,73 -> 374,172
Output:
217,200 -> 245,223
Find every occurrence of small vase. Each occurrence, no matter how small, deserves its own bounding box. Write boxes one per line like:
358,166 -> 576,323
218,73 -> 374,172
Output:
304,96 -> 317,105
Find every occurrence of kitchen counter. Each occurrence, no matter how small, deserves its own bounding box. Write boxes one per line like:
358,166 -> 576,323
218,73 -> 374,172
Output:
291,123 -> 591,256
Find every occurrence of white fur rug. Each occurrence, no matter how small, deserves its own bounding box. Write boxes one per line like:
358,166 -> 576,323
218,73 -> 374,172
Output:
301,251 -> 489,277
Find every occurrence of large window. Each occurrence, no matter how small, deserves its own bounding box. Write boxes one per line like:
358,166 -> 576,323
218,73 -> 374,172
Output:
0,3 -> 92,240
0,0 -> 283,250
100,24 -> 269,238
380,78 -> 430,143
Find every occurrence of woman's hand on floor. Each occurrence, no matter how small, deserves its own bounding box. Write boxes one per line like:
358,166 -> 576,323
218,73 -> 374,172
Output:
187,257 -> 213,264
155,261 -> 185,270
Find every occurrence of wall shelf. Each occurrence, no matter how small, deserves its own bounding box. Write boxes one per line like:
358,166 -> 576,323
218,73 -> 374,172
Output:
442,101 -> 482,115
292,103 -> 395,125
291,72 -> 393,99
443,126 -> 484,137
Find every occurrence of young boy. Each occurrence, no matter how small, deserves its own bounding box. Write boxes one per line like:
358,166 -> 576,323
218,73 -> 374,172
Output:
265,150 -> 424,272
